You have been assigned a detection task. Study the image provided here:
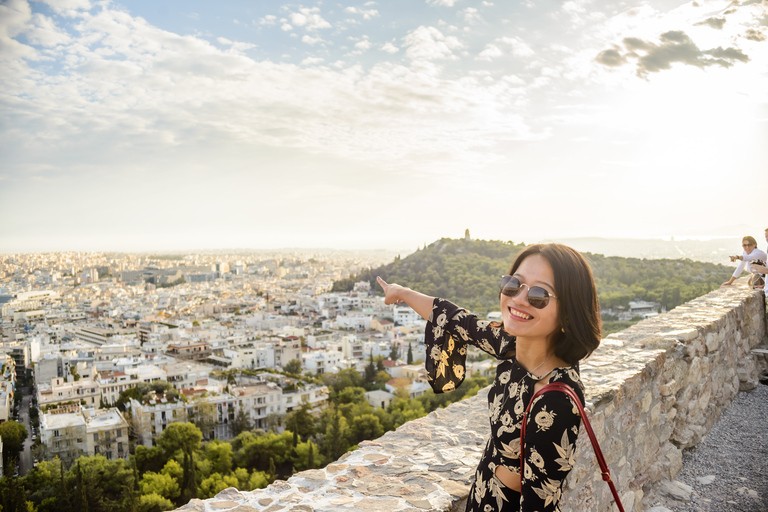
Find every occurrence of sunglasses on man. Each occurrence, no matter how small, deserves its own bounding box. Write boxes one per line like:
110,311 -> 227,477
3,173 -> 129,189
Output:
499,275 -> 557,310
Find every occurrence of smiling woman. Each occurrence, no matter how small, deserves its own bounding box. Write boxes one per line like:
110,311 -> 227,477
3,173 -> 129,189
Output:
377,243 -> 602,512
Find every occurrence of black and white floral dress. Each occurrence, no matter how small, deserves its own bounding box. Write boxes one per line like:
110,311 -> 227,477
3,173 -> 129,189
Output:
425,299 -> 585,512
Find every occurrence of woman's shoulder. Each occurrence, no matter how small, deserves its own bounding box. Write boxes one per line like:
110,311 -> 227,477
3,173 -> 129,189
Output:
548,365 -> 585,403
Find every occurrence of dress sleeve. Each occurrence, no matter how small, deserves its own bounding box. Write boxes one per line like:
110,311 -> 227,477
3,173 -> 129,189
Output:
520,392 -> 582,512
424,298 -> 515,394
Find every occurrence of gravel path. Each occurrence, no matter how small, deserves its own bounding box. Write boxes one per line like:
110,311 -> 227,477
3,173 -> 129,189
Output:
651,383 -> 768,512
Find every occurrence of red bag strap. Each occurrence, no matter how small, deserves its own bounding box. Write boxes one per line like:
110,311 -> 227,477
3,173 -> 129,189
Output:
520,382 -> 625,512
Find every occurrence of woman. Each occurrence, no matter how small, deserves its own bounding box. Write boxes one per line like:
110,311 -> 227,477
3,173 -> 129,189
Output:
377,243 -> 601,512
721,235 -> 767,288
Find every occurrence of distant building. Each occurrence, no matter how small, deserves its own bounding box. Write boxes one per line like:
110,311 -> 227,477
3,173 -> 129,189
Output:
129,396 -> 187,447
38,377 -> 100,412
230,382 -> 283,430
40,406 -> 129,463
365,389 -> 395,410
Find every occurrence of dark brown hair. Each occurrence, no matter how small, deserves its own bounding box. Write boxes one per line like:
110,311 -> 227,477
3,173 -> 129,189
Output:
508,243 -> 601,364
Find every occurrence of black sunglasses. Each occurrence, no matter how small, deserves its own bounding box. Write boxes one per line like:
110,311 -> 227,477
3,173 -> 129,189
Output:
499,275 -> 557,310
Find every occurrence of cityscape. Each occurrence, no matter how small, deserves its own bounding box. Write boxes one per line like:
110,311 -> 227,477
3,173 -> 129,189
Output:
0,249 -> 450,477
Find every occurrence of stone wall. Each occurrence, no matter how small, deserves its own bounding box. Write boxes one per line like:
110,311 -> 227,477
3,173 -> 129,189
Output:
178,280 -> 767,512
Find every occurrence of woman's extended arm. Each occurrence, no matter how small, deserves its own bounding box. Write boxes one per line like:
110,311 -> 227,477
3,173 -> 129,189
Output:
376,277 -> 434,320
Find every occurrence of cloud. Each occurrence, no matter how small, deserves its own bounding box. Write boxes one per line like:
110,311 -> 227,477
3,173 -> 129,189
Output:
259,15 -> 277,26
477,44 -> 502,60
426,0 -> 460,6
288,7 -> 331,31
302,34 -> 323,45
497,36 -> 534,58
217,37 -> 256,53
344,6 -> 379,20
463,7 -> 482,24
595,48 -> 625,67
597,30 -> 750,77
380,42 -> 399,54
694,17 -> 726,30
744,28 -> 765,41
281,23 -> 292,31
38,0 -> 91,12
355,39 -> 372,51
301,56 -> 324,65
403,26 -> 463,61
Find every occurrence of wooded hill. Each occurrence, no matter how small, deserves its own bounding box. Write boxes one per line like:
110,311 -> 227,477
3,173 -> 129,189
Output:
332,237 -> 734,317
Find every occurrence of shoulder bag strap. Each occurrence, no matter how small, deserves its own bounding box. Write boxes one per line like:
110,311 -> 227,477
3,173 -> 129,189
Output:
520,382 -> 625,512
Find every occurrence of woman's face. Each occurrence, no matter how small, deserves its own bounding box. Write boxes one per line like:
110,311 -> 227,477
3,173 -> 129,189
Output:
500,253 -> 561,343
743,240 -> 756,254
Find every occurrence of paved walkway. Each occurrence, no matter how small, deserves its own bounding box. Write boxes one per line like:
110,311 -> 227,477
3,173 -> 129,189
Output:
648,383 -> 768,512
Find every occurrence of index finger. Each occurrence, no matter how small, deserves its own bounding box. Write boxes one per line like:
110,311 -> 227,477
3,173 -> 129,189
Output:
376,276 -> 388,288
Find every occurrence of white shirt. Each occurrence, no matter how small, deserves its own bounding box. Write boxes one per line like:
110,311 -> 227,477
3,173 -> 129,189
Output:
732,248 -> 768,278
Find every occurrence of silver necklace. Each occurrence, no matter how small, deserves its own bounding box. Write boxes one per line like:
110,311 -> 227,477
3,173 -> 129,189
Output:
524,353 -> 553,379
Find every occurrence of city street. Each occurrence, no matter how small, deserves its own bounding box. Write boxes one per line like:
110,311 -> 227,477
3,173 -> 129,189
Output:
17,385 -> 33,476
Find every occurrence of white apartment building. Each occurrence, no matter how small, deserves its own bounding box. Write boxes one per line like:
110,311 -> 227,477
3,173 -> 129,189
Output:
35,353 -> 63,384
283,384 -> 329,415
40,409 -> 87,463
129,396 -> 187,447
274,338 -> 302,368
230,382 -> 282,430
394,304 -> 424,326
85,408 -> 129,459
326,335 -> 364,360
222,343 -> 275,369
0,356 -> 15,422
184,392 -> 236,441
302,349 -> 343,375
97,364 -> 166,405
328,312 -> 372,330
164,362 -> 211,389
365,389 -> 396,410
38,376 -> 101,411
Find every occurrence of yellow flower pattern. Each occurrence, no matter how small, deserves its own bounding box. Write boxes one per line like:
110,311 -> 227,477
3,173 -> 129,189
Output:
424,299 -> 585,512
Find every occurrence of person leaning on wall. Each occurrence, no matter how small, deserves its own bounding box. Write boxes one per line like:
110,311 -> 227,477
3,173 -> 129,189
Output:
747,228 -> 768,298
721,235 -> 767,288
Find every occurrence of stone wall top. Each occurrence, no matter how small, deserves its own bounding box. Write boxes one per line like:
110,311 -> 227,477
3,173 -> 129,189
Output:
178,279 -> 767,512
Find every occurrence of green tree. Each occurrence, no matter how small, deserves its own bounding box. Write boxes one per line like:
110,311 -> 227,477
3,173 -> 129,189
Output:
350,414 -> 384,444
388,343 -> 400,361
137,493 -> 174,512
284,404 -> 315,442
284,359 -> 302,375
201,440 -> 233,476
157,423 -> 202,458
407,343 -> 413,364
0,420 -> 27,475
364,351 -> 376,384
230,408 -> 252,436
139,471 -> 180,501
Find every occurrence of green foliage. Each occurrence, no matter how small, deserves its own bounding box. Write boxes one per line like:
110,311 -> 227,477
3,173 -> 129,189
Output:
157,423 -> 202,458
284,404 -> 315,443
333,237 -> 525,313
283,359 -> 302,375
333,237 -> 732,323
134,446 -> 165,475
137,493 -> 174,512
200,441 -> 233,477
0,420 -> 27,475
139,471 -> 180,501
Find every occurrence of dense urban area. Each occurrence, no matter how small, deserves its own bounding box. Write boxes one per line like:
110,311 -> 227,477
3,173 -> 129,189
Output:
0,241 -> 733,512
0,248 -> 501,512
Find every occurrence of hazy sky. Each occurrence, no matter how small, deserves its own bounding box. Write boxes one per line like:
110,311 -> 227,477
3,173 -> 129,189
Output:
1,0 -> 766,253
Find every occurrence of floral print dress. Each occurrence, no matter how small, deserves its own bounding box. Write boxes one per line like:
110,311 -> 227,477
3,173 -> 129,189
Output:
425,299 -> 585,512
